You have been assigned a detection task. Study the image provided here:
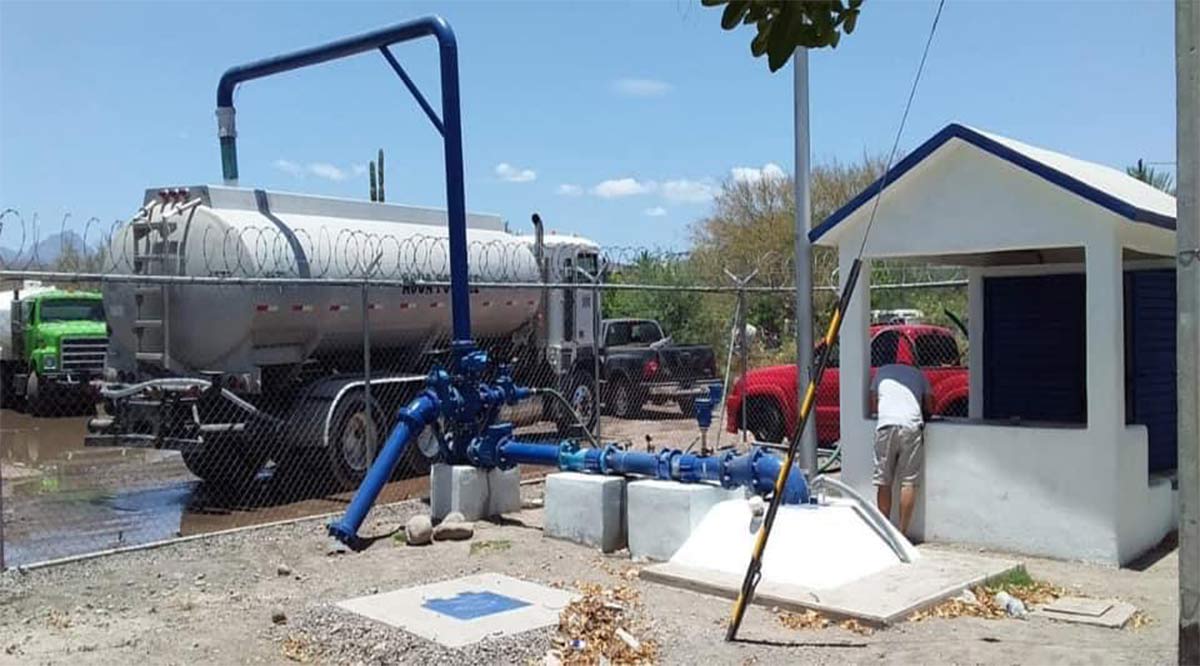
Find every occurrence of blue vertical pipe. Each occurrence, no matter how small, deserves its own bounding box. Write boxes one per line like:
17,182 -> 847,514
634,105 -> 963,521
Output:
328,392 -> 440,545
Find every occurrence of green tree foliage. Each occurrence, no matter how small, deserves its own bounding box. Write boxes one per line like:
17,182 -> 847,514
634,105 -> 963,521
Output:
702,0 -> 864,71
1126,158 -> 1175,194
602,155 -> 969,367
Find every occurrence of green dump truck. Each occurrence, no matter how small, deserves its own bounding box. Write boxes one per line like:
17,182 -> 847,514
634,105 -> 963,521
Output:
0,282 -> 108,414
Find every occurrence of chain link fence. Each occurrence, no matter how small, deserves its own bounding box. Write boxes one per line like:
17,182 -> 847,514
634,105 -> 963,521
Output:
0,207 -> 966,569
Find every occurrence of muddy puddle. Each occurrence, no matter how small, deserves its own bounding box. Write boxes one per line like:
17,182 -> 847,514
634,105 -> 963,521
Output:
0,409 -> 432,568
0,404 -> 689,568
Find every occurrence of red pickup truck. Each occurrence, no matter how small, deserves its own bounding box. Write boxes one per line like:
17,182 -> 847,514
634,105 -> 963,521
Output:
725,324 -> 969,445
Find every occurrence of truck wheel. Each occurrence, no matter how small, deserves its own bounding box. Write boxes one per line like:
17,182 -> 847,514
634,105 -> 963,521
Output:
941,398 -> 968,418
556,371 -> 598,435
182,443 -> 266,493
327,393 -> 384,491
611,380 -> 638,420
748,400 -> 787,443
26,372 -> 47,417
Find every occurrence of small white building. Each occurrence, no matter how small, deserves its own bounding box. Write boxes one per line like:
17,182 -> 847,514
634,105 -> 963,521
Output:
812,123 -> 1178,565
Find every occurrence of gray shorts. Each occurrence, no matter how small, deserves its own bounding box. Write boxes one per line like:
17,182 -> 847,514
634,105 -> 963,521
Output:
873,424 -> 923,487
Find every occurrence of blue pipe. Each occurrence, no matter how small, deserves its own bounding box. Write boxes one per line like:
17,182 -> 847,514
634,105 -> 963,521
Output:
213,15 -> 473,352
496,439 -> 808,504
328,391 -> 440,545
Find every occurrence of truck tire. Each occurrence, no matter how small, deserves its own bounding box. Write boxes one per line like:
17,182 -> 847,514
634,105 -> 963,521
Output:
326,393 -> 384,491
556,371 -> 599,435
746,398 -> 787,444
182,442 -> 266,493
25,372 -> 48,417
611,379 -> 638,420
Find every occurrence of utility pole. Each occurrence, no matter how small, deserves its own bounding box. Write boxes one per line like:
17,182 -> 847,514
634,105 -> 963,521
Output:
793,48 -> 817,475
1176,1 -> 1199,662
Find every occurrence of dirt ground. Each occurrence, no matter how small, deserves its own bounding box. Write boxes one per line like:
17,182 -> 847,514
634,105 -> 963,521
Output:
0,481 -> 1179,665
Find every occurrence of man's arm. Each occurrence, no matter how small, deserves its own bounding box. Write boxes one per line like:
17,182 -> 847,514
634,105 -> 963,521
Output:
869,390 -> 878,418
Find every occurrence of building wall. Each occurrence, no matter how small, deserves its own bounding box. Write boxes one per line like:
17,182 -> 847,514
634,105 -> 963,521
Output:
837,234 -> 1173,565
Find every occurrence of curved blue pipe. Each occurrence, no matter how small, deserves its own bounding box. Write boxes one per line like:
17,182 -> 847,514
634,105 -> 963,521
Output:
329,391 -> 440,545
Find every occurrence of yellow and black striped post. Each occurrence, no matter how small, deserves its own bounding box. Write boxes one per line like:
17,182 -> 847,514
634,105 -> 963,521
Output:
724,257 -> 863,642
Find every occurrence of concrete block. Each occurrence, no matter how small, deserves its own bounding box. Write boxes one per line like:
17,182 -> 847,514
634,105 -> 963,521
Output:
431,464 -> 521,521
543,473 -> 627,552
487,466 -> 522,517
627,481 -> 743,561
431,464 -> 487,522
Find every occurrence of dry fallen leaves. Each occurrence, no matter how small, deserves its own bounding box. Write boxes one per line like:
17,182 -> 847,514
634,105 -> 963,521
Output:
557,581 -> 658,665
280,634 -> 314,663
908,581 -> 1068,623
1129,610 -> 1154,630
776,610 -> 874,635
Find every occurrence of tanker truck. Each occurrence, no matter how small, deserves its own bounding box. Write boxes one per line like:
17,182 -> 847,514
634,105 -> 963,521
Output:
85,185 -> 601,491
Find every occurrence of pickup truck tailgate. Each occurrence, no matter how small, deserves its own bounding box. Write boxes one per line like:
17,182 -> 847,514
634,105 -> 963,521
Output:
657,344 -> 717,382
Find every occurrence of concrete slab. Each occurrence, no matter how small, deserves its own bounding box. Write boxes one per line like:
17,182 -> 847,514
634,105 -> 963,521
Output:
1033,597 -> 1137,628
671,498 -> 904,590
337,572 -> 576,648
626,481 -> 744,561
430,464 -> 521,522
642,548 -> 1020,626
543,473 -> 627,552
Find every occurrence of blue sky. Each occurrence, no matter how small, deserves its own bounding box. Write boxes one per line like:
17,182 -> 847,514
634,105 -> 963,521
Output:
0,1 -> 1178,249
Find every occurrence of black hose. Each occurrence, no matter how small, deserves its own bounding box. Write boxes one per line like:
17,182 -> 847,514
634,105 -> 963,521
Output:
534,388 -> 600,448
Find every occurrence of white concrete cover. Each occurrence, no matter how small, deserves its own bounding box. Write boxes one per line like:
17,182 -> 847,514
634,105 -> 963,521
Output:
670,498 -> 903,590
337,573 -> 575,648
626,481 -> 744,561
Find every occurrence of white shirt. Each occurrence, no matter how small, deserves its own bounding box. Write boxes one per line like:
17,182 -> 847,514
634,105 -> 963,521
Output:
871,363 -> 931,430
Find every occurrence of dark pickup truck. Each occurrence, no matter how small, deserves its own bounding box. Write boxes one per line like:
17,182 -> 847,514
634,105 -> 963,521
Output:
600,318 -> 719,418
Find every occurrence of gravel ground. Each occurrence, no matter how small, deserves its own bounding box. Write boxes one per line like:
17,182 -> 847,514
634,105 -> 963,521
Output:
0,481 -> 1180,665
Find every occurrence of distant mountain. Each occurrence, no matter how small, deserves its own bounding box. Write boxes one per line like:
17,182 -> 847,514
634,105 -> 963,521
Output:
0,231 -> 91,267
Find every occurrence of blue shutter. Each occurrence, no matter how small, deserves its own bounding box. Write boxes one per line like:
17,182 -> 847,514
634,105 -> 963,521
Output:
1126,269 -> 1177,473
983,274 -> 1087,423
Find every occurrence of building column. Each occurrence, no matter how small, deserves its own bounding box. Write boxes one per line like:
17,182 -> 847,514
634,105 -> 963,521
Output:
1085,235 -> 1126,432
967,268 -> 985,419
838,245 -> 873,495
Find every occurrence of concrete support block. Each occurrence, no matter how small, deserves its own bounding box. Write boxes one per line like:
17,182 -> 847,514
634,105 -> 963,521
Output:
627,481 -> 744,561
487,466 -> 522,517
431,464 -> 522,521
543,473 -> 627,552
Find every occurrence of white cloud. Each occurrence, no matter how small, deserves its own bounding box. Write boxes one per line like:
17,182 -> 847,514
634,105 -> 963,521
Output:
352,164 -> 368,176
495,162 -> 537,183
661,178 -> 717,204
591,177 -> 657,198
273,159 -> 304,177
612,78 -> 672,97
643,206 -> 667,217
731,162 -> 787,184
309,163 -> 348,181
557,184 -> 584,196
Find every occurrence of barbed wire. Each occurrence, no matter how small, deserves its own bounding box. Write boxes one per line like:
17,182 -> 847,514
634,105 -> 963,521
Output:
0,208 -> 966,290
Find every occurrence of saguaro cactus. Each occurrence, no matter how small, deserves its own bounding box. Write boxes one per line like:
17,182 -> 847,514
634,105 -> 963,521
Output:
369,161 -> 378,202
377,149 -> 385,203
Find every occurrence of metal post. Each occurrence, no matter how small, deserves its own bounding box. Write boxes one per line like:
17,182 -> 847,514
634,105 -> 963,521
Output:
578,263 -> 606,444
1176,1 -> 1200,661
738,285 -> 749,445
793,48 -> 817,477
363,254 -> 382,452
724,268 -> 760,446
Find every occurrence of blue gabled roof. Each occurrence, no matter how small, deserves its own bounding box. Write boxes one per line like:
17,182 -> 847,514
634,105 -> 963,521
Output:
809,123 -> 1177,243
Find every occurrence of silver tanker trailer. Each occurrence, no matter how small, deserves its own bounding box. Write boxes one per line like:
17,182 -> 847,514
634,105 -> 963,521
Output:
85,185 -> 601,491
